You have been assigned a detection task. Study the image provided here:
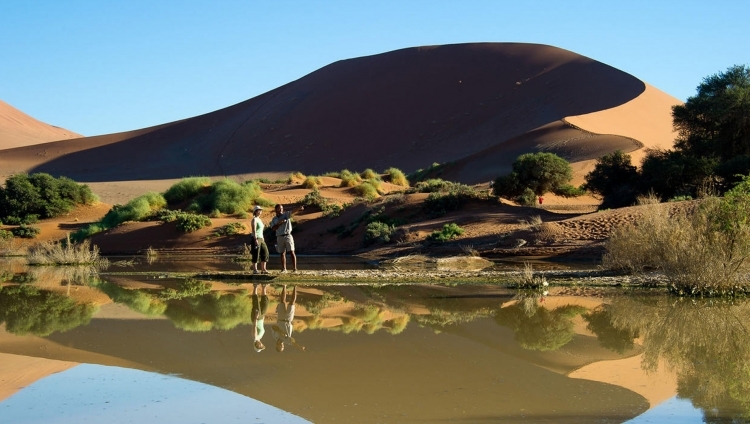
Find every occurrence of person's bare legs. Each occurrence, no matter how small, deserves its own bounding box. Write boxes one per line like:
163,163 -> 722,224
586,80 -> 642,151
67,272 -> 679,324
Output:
290,250 -> 297,272
291,285 -> 297,304
281,285 -> 287,304
280,251 -> 287,272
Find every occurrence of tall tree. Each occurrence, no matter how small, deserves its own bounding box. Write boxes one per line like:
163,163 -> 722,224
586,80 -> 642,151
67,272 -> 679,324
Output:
673,64 -> 750,161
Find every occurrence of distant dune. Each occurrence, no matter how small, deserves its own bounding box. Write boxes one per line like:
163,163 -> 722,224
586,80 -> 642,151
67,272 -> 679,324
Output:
0,43 -> 681,202
0,100 -> 81,149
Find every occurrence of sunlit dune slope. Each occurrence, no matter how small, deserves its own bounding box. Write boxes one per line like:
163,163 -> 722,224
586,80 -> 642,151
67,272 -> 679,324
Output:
0,100 -> 81,149
0,42 -> 658,188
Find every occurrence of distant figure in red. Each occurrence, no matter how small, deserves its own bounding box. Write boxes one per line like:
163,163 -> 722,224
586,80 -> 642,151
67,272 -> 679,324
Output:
538,196 -> 544,205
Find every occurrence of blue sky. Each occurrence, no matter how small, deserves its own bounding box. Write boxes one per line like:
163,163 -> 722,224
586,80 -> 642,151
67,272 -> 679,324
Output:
2,0 -> 747,137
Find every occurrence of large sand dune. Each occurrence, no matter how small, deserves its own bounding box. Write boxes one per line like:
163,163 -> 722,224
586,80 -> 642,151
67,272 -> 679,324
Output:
0,100 -> 81,149
0,43 -> 680,204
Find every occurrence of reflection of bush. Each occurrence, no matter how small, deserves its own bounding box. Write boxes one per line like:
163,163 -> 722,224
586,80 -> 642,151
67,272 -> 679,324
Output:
0,285 -> 97,336
93,281 -> 167,316
606,296 -> 750,420
164,291 -> 252,332
583,307 -> 639,354
495,302 -> 586,351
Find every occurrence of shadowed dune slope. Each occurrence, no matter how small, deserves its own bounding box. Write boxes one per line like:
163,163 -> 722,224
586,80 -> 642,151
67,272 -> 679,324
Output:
1,43 -> 656,184
0,100 -> 81,149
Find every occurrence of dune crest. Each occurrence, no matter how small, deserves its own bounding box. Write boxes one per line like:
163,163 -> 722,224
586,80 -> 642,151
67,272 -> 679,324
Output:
0,100 -> 81,149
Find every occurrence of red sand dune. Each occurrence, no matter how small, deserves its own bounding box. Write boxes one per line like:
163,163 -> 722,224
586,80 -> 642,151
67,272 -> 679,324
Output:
0,43 -> 680,203
0,100 -> 81,149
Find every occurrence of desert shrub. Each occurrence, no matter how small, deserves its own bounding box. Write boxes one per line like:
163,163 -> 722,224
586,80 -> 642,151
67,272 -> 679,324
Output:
302,175 -> 322,189
302,189 -> 343,217
163,177 -> 211,204
0,173 -> 96,223
364,221 -> 396,245
174,212 -> 212,233
200,179 -> 260,214
515,188 -> 537,206
339,169 -> 362,187
322,171 -> 341,178
360,168 -> 380,180
383,167 -> 409,187
553,184 -> 586,198
287,172 -> 306,184
429,223 -> 464,242
11,224 -> 40,239
216,222 -> 246,236
354,180 -> 381,200
102,192 -> 167,229
494,153 -> 572,199
604,178 -> 750,296
27,235 -> 106,266
409,162 -> 444,183
93,281 -> 167,316
0,230 -> 13,240
669,195 -> 693,202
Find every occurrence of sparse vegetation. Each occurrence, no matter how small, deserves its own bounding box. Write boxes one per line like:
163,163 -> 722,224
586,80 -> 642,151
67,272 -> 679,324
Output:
354,179 -> 381,200
429,223 -> 464,242
383,167 -> 409,187
301,189 -> 343,217
604,176 -> 750,296
364,221 -> 396,245
163,177 -> 211,204
302,175 -> 323,189
360,168 -> 380,180
11,224 -> 40,239
174,212 -> 212,233
339,169 -> 362,187
215,222 -> 246,237
27,234 -> 107,266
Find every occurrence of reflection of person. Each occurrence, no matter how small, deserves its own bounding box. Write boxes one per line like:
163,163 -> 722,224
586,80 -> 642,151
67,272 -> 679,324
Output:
269,204 -> 303,272
250,205 -> 269,274
252,284 -> 269,352
271,285 -> 305,352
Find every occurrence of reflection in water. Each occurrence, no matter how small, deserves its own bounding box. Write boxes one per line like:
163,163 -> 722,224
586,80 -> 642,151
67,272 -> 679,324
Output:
0,284 -> 98,336
6,268 -> 750,422
495,295 -> 586,351
606,296 -> 750,422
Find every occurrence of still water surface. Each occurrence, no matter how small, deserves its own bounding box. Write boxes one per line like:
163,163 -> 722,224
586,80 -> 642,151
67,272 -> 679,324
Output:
0,259 -> 748,423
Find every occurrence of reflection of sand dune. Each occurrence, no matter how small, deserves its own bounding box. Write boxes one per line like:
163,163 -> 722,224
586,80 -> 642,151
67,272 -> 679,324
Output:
0,352 -> 77,402
570,355 -> 677,410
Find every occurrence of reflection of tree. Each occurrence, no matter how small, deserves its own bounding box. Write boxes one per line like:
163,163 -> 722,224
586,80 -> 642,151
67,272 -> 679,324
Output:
164,291 -> 253,332
494,300 -> 586,351
0,285 -> 97,336
93,281 -> 167,316
606,296 -> 750,421
583,307 -> 639,354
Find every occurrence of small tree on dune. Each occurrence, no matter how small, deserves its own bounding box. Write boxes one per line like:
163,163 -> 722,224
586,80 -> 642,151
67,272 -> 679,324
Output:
493,152 -> 573,199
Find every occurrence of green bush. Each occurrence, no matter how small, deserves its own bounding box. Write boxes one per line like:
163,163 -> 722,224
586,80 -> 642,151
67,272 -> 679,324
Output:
11,225 -> 40,239
302,175 -> 323,189
354,180 -> 380,200
339,169 -> 362,187
216,222 -> 246,236
365,221 -> 396,245
360,168 -> 380,180
516,188 -> 537,206
202,179 -> 259,214
408,162 -> 444,183
0,230 -> 13,240
302,189 -> 343,217
163,177 -> 211,204
0,173 -> 96,223
383,167 -> 409,187
102,192 -> 167,228
175,212 -> 212,233
494,153 -> 572,198
553,184 -> 586,198
429,223 -> 464,242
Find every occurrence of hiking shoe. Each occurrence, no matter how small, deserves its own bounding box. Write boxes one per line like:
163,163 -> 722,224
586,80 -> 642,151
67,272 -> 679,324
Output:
252,270 -> 259,275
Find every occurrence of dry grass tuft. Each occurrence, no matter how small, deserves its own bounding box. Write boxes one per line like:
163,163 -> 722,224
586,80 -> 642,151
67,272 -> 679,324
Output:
27,234 -> 108,266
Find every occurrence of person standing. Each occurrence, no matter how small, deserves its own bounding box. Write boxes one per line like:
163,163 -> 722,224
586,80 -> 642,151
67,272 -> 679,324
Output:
251,283 -> 269,352
269,203 -> 303,272
271,285 -> 305,352
250,205 -> 269,274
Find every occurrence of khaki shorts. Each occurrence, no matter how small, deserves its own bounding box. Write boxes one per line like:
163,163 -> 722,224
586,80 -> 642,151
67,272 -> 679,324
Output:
276,234 -> 295,253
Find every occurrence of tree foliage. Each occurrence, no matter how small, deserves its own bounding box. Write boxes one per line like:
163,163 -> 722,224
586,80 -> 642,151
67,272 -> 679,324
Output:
0,173 -> 96,223
493,152 -> 572,199
673,64 -> 750,161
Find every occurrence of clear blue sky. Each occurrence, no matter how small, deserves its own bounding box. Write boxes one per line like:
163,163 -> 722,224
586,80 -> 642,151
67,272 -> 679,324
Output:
2,0 -> 747,137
